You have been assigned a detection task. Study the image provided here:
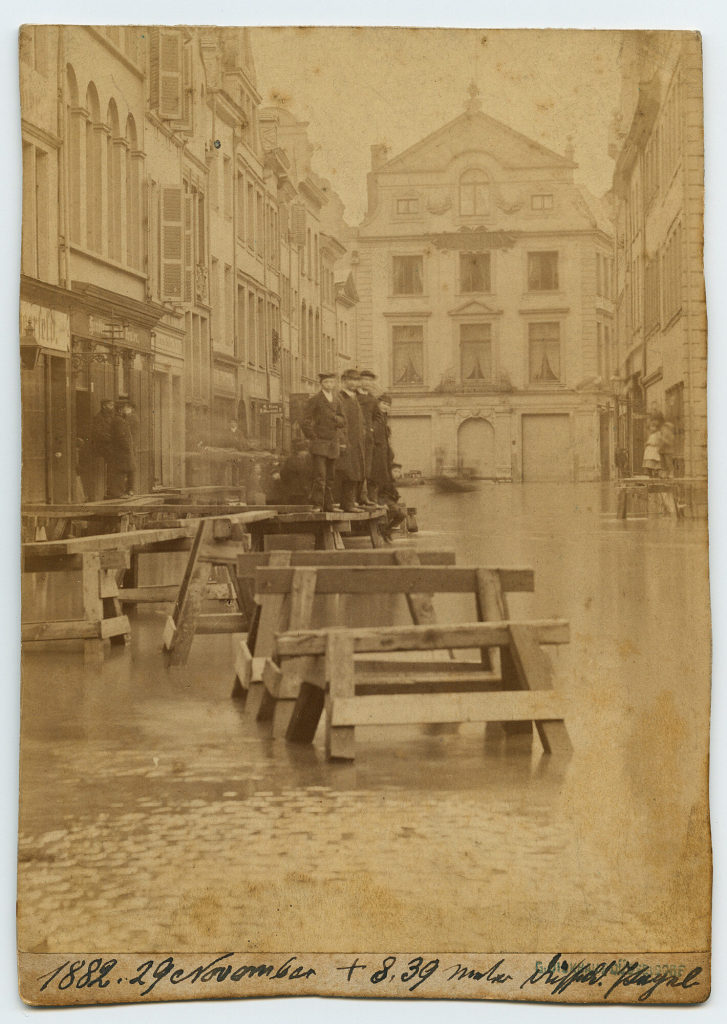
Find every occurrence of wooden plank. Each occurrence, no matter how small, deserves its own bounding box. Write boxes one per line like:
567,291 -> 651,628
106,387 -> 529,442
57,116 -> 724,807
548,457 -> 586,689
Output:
231,640 -> 254,701
355,659 -> 484,674
271,568 -> 318,738
195,613 -> 247,634
329,690 -> 565,727
99,572 -> 121,599
163,615 -> 176,651
277,620 -> 570,657
250,550 -> 293,657
121,584 -> 179,603
81,552 -> 103,627
22,525 -> 198,557
255,566 -> 534,596
98,550 -> 131,570
354,673 -> 498,694
166,520 -> 215,666
507,624 -> 573,755
394,549 -> 436,626
99,615 -> 131,639
236,549 -> 456,575
475,567 -> 530,738
325,632 -> 356,760
22,620 -> 100,641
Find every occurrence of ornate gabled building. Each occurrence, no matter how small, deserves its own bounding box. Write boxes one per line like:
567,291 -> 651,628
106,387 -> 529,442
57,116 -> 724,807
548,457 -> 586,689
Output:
354,85 -> 616,481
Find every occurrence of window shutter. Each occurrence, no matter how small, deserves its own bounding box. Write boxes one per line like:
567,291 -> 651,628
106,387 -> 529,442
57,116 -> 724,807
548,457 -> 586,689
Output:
184,191 -> 194,303
160,186 -> 183,302
291,204 -> 306,247
158,29 -> 183,120
181,41 -> 193,129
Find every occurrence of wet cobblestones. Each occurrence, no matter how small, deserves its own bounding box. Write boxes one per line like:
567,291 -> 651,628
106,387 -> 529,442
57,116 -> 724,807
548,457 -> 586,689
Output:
18,484 -> 711,954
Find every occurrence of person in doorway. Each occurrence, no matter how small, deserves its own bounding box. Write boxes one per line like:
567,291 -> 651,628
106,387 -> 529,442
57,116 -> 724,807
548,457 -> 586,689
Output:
89,399 -> 116,498
356,369 -> 380,508
107,401 -> 137,497
369,393 -> 395,504
641,413 -> 664,477
660,420 -> 676,477
335,368 -> 366,512
301,371 -> 346,512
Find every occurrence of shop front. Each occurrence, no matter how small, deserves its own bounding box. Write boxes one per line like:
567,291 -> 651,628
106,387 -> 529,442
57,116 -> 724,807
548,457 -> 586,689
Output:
20,282 -> 74,504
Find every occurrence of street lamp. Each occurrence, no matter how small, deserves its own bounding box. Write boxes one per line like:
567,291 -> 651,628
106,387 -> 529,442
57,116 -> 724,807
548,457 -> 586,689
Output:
20,320 -> 41,371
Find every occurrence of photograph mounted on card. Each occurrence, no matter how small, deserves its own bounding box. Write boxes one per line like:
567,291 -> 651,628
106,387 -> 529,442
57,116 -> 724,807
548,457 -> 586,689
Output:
17,25 -> 710,1006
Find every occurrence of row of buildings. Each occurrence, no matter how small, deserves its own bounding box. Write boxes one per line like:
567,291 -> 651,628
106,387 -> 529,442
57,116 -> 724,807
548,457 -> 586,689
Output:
20,28 -> 706,497
20,25 -> 359,502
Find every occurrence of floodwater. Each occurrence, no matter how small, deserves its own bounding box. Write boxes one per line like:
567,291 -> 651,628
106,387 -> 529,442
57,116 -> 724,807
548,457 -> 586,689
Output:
18,482 -> 712,954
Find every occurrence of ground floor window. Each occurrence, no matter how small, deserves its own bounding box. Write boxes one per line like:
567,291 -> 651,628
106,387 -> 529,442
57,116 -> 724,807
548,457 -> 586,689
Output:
528,321 -> 561,383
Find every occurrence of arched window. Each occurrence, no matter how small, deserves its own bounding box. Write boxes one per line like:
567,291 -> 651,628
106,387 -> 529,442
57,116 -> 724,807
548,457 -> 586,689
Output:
125,115 -> 141,269
85,83 -> 102,252
459,168 -> 489,217
106,100 -> 121,261
65,65 -> 81,244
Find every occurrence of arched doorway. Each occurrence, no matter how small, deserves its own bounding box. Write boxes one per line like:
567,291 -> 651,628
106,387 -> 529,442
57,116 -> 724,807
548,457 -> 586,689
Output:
457,417 -> 495,477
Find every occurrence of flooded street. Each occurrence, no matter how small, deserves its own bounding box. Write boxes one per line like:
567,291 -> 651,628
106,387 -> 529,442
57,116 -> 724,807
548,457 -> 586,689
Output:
18,482 -> 711,955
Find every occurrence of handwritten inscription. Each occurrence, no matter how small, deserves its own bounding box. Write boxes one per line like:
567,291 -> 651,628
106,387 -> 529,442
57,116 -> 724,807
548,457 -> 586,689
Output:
37,953 -> 316,998
31,951 -> 705,1003
521,953 -> 703,1002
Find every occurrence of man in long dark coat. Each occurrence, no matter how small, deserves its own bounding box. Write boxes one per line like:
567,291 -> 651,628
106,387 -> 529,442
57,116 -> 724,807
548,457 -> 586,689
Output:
301,372 -> 346,512
356,369 -> 381,507
107,401 -> 137,498
335,368 -> 366,511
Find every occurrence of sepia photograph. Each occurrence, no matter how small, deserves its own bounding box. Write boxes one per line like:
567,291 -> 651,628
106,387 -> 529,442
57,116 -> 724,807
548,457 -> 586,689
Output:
12,10 -> 716,1011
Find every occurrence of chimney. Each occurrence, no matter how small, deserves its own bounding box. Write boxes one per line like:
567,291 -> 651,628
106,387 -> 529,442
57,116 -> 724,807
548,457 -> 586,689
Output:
370,144 -> 389,171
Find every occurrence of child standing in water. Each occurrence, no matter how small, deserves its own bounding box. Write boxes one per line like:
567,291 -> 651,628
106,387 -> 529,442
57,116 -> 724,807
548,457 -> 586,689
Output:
642,414 -> 664,476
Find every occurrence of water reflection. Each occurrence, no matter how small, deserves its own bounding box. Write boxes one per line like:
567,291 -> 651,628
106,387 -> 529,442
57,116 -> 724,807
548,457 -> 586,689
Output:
19,482 -> 710,953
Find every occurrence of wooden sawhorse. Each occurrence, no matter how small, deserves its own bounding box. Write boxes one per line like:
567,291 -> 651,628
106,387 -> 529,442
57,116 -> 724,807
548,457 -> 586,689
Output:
230,548 -> 458,705
161,510 -> 276,666
274,619 -> 572,761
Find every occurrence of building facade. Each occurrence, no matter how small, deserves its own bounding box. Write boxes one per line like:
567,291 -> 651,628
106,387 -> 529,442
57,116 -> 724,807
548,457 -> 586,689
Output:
354,87 -> 616,481
20,27 -> 357,503
608,32 -> 706,479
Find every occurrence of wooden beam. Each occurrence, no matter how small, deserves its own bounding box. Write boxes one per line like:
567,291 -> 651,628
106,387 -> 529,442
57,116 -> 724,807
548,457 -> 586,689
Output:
22,620 -> 100,641
236,549 -> 457,575
325,632 -> 356,760
329,690 -> 566,727
276,620 -> 570,657
255,566 -> 534,596
194,613 -> 247,634
507,624 -> 573,755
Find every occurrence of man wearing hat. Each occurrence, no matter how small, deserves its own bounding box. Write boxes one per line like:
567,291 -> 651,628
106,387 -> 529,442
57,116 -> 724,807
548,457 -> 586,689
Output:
301,371 -> 346,512
336,368 -> 367,512
356,369 -> 381,508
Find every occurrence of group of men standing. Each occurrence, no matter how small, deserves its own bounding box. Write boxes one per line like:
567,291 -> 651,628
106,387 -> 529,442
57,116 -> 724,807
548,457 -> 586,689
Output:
87,399 -> 138,499
301,367 -> 397,513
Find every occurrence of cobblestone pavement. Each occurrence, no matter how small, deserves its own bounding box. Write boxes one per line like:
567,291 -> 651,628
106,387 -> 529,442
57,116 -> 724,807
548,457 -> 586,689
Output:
18,483 -> 711,954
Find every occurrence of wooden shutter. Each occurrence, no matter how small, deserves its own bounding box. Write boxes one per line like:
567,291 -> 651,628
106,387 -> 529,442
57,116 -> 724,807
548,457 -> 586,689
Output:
160,186 -> 183,302
291,204 -> 306,247
154,29 -> 183,120
184,191 -> 194,303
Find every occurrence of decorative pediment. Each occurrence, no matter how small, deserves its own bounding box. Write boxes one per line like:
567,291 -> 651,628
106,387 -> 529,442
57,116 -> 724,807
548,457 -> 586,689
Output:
448,299 -> 502,318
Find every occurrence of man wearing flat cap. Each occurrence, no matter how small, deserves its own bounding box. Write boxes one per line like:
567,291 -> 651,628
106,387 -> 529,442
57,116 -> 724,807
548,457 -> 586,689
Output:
336,368 -> 367,511
301,371 -> 346,512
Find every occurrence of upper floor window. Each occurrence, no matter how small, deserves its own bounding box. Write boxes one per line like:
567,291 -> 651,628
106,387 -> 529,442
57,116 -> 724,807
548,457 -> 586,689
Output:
396,197 -> 419,215
460,252 -> 491,293
393,255 -> 423,295
527,251 -> 559,291
528,322 -> 561,383
459,169 -> 489,217
392,324 -> 424,385
531,194 -> 553,210
460,323 -> 492,382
